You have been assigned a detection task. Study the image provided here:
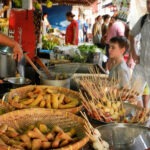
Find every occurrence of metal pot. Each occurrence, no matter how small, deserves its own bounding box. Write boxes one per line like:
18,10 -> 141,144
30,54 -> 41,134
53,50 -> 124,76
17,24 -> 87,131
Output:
39,71 -> 71,88
40,76 -> 71,89
0,46 -> 16,78
4,77 -> 31,88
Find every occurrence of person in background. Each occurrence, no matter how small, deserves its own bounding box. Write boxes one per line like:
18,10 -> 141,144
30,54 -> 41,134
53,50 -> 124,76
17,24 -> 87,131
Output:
106,15 -> 125,53
65,12 -> 79,45
92,15 -> 102,46
0,33 -> 22,61
127,0 -> 150,109
105,15 -> 125,70
108,36 -> 130,88
83,19 -> 89,42
77,15 -> 83,43
0,33 -> 23,83
42,13 -> 51,35
101,14 -> 110,44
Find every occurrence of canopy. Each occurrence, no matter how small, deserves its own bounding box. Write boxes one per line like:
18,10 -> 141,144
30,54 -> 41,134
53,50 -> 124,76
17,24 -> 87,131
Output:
43,0 -> 98,6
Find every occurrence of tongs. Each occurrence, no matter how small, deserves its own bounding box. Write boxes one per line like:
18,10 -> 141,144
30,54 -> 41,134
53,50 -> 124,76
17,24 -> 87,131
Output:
24,54 -> 41,76
25,54 -> 51,78
34,56 -> 51,77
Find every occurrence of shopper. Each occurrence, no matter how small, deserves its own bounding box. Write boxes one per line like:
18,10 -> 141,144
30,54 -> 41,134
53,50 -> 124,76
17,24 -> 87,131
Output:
127,0 -> 150,109
42,13 -> 51,35
0,33 -> 22,61
77,15 -> 83,43
108,36 -> 130,88
106,15 -> 125,48
83,19 -> 88,42
92,15 -> 102,45
101,14 -> 110,44
65,12 -> 79,45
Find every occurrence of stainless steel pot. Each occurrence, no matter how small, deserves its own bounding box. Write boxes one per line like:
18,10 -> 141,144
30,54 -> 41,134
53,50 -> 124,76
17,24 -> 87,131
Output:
0,46 -> 16,78
40,76 -> 71,89
39,71 -> 71,88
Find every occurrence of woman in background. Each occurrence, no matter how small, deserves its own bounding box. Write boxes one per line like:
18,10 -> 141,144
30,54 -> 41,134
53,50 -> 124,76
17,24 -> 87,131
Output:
92,15 -> 102,45
65,12 -> 79,45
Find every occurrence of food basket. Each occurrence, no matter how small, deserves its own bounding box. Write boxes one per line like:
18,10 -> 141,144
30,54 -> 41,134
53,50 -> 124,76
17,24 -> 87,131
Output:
0,100 -> 14,115
7,85 -> 83,113
0,108 -> 89,150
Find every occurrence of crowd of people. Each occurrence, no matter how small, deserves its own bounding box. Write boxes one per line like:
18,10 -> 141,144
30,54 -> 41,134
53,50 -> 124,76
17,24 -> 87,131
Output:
64,0 -> 150,109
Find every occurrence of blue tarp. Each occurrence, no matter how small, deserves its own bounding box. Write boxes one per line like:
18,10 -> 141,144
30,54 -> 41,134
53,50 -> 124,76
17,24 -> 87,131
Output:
42,5 -> 72,31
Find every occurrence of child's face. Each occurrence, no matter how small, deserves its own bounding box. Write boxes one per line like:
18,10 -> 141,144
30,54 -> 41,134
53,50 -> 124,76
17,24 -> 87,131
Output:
109,42 -> 125,59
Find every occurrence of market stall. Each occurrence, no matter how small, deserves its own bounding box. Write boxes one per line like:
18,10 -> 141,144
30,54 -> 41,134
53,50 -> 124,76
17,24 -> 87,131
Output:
0,0 -> 149,150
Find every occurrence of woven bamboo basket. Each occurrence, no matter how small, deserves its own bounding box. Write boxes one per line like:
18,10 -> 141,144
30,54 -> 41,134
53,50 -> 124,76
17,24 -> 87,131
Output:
0,100 -> 14,115
7,85 -> 83,113
0,108 -> 89,150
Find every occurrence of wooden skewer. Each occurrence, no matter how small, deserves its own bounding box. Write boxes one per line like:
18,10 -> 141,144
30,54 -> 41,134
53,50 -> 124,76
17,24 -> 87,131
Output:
25,54 -> 41,76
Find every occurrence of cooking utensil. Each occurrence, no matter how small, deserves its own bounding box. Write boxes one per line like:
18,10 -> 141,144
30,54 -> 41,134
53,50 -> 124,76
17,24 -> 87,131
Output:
34,56 -> 51,77
0,46 -> 16,77
24,54 -> 41,76
97,123 -> 150,150
4,77 -> 31,88
40,75 -> 71,88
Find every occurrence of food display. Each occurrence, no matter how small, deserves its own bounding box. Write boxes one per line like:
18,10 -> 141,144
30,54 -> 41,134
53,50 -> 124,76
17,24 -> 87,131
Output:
0,108 -> 89,150
72,45 -> 102,63
8,86 -> 81,111
81,112 -> 109,150
0,123 -> 79,149
77,74 -> 149,124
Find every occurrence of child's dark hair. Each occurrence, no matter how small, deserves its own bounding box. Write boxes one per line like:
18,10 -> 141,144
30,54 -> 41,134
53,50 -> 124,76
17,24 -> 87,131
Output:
110,36 -> 129,50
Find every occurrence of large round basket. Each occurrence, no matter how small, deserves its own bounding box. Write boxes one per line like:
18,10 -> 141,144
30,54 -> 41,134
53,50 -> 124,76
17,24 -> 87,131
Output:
0,108 -> 89,150
0,100 -> 14,115
7,85 -> 82,113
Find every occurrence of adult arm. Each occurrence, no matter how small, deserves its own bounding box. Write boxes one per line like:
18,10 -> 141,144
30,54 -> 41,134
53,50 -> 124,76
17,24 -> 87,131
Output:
127,17 -> 142,67
0,33 -> 23,61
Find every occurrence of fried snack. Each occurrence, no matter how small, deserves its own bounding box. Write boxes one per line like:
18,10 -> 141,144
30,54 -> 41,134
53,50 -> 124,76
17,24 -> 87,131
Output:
29,95 -> 43,107
0,123 -> 79,149
20,98 -> 34,105
42,141 -> 51,149
38,124 -> 49,134
46,133 -> 54,141
28,128 -> 47,142
58,94 -> 65,104
51,94 -> 59,109
60,139 -> 70,147
40,100 -> 46,108
59,98 -> 79,109
31,139 -> 42,150
20,134 -> 31,149
45,95 -> 51,108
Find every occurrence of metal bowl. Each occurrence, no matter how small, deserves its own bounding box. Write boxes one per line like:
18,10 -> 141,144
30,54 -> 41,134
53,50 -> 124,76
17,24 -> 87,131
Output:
4,77 -> 31,88
97,123 -> 150,150
5,77 -> 31,85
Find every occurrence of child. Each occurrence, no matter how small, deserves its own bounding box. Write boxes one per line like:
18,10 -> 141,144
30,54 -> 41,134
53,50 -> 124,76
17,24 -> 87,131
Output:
108,36 -> 130,88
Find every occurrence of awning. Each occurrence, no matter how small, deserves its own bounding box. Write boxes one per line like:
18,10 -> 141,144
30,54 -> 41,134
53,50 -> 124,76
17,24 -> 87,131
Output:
42,0 -> 98,6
